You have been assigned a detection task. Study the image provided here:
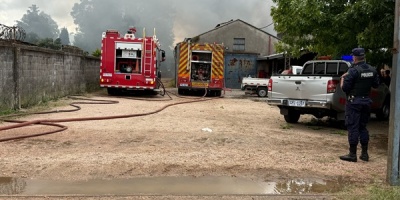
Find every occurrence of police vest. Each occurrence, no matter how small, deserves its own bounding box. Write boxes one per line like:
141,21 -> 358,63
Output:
349,64 -> 376,97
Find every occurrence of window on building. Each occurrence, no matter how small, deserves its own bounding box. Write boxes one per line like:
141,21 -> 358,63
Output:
233,38 -> 245,51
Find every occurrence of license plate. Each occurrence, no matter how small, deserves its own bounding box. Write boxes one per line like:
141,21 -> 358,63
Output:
288,100 -> 306,107
191,82 -> 209,88
180,83 -> 189,87
102,73 -> 113,77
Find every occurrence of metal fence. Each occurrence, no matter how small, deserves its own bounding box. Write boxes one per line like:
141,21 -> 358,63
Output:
0,24 -> 25,41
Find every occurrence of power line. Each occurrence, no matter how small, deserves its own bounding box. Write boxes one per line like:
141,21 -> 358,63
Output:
259,22 -> 274,29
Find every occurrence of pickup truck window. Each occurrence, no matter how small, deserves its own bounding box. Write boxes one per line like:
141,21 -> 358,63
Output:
302,63 -> 313,74
326,63 -> 338,74
314,62 -> 325,74
339,63 -> 348,75
301,61 -> 349,75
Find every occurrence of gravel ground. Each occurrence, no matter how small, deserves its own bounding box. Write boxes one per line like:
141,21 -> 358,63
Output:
0,88 -> 390,199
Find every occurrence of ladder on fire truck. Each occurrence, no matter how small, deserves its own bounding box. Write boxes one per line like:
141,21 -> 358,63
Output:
142,29 -> 153,77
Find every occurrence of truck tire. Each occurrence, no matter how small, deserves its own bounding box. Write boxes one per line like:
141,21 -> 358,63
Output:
375,97 -> 390,121
178,88 -> 185,95
284,110 -> 300,123
107,88 -> 118,96
215,90 -> 222,97
257,87 -> 267,97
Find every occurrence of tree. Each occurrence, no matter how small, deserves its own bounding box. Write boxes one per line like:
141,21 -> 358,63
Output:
37,38 -> 62,50
92,48 -> 101,57
16,4 -> 60,41
271,0 -> 394,67
59,27 -> 70,45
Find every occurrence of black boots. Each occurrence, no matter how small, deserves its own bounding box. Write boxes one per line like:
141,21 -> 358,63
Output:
340,145 -> 357,162
359,144 -> 369,162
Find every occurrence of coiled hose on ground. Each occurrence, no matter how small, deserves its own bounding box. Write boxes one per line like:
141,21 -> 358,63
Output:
0,78 -> 221,142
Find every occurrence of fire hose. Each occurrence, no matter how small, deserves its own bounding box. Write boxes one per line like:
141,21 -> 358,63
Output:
0,79 -> 220,142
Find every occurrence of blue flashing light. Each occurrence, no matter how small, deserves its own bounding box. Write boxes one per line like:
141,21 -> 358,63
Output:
341,55 -> 352,61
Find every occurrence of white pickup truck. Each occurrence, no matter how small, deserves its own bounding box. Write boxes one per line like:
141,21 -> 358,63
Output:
241,66 -> 303,97
267,60 -> 390,124
241,77 -> 269,97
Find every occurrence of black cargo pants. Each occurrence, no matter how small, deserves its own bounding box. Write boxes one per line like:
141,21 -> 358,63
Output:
345,100 -> 371,145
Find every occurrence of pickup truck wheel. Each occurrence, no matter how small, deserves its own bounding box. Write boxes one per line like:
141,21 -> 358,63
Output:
284,111 -> 300,123
257,87 -> 267,97
376,98 -> 390,121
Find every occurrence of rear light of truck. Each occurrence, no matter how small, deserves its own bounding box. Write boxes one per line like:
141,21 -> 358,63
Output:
268,79 -> 273,91
327,80 -> 339,93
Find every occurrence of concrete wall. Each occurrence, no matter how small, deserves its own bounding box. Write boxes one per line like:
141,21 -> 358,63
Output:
0,41 -> 100,110
0,44 -> 15,110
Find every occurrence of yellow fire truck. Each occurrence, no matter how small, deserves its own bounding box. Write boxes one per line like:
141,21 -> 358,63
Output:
174,40 -> 225,96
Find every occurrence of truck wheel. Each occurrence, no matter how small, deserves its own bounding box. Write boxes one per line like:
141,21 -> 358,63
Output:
178,88 -> 185,95
107,88 -> 118,96
284,110 -> 300,123
376,98 -> 390,120
257,87 -> 267,97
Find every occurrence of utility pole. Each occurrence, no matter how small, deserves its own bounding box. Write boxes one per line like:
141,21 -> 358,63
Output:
387,0 -> 400,186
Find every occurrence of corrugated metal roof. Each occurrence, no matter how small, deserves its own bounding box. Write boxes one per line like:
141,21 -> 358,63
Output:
257,53 -> 285,60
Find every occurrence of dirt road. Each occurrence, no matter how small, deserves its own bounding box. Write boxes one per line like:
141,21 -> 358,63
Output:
0,89 -> 389,199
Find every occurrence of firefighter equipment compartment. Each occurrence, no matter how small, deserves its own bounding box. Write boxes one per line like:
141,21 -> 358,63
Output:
191,51 -> 212,81
115,43 -> 142,74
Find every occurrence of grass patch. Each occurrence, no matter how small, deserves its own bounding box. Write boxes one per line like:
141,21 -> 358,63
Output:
342,183 -> 400,200
331,130 -> 347,136
160,78 -> 175,88
0,97 -> 73,120
308,126 -> 324,130
0,109 -> 16,116
335,179 -> 400,200
366,184 -> 400,200
280,123 -> 293,130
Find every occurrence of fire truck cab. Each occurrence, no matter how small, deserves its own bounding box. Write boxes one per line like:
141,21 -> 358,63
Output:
100,27 -> 165,95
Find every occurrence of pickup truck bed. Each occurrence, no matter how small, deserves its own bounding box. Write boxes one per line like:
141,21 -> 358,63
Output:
241,77 -> 269,97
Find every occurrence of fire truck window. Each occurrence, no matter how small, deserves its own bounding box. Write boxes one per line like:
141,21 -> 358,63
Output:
192,52 -> 211,62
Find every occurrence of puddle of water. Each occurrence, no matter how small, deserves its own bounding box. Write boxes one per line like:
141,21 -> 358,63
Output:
0,176 -> 349,196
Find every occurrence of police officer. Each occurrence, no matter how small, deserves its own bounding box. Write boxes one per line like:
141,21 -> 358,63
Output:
340,48 -> 380,162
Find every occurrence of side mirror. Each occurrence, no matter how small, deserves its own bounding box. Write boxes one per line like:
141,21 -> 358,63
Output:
161,50 -> 166,62
157,71 -> 162,79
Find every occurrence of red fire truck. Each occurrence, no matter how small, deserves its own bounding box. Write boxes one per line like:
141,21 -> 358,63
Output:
100,27 -> 165,95
175,39 -> 225,96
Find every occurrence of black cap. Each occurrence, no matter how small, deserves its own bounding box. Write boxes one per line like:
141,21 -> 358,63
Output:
351,48 -> 365,56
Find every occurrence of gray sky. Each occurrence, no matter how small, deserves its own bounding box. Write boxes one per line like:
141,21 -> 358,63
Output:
0,0 -> 276,44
